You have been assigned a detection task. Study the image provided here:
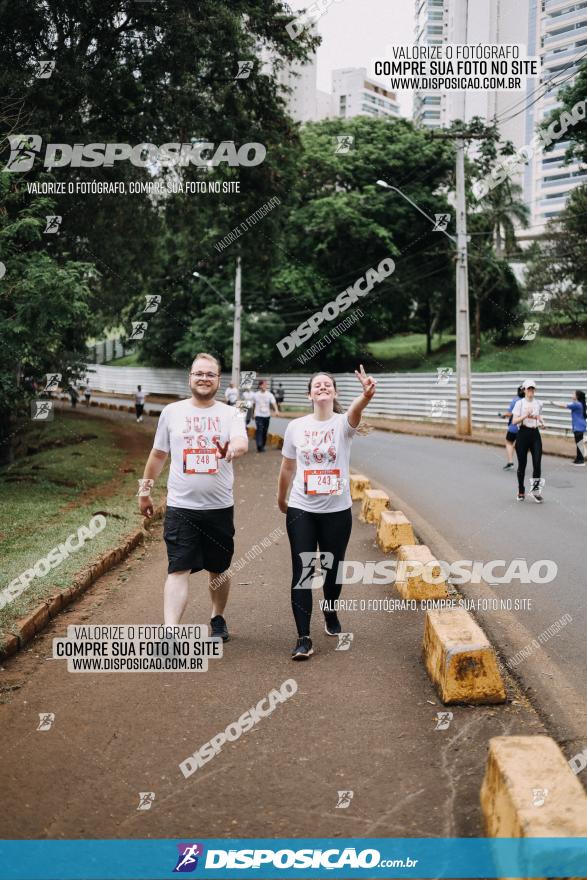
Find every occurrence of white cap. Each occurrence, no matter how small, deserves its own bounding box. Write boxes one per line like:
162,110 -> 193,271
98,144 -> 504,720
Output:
522,378 -> 537,390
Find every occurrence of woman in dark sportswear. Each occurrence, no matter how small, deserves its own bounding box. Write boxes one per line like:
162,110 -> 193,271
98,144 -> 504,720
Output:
551,390 -> 587,465
499,386 -> 524,470
277,366 -> 376,660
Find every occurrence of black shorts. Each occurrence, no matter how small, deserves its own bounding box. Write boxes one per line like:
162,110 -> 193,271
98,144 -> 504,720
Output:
163,506 -> 235,575
506,431 -> 518,444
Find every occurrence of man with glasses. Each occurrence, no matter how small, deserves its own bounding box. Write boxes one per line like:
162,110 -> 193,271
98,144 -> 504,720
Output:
138,353 -> 248,640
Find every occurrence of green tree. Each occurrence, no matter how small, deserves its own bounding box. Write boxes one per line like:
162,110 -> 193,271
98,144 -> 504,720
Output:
0,172 -> 93,463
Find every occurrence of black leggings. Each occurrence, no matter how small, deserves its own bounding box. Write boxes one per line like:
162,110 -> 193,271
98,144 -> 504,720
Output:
516,426 -> 542,493
286,506 -> 353,637
574,431 -> 585,463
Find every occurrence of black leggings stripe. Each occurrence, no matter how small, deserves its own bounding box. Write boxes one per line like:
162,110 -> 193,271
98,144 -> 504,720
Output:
286,506 -> 353,637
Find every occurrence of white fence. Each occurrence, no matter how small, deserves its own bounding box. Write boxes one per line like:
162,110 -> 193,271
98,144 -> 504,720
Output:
88,338 -> 135,364
84,364 -> 587,436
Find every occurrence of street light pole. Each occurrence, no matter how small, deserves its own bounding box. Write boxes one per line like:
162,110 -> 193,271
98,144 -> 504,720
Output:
378,153 -> 476,436
454,138 -> 472,436
232,255 -> 242,389
192,268 -> 241,385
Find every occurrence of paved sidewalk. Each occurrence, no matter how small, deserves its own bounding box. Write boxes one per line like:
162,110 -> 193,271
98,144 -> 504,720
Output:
0,439 -> 546,839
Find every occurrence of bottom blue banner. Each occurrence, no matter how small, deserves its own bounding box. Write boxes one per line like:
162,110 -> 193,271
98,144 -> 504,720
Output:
0,837 -> 586,879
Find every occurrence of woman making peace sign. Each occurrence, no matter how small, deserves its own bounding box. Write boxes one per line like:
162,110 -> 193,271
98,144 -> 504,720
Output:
277,366 -> 376,660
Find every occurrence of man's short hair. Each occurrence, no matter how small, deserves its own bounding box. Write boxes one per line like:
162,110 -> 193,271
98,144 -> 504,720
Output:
192,352 -> 221,373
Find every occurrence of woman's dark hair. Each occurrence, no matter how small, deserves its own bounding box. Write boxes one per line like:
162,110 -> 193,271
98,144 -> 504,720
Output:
576,390 -> 586,420
517,386 -> 525,397
307,373 -> 343,413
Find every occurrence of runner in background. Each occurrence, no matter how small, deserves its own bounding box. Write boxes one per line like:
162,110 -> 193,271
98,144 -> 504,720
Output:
253,379 -> 279,453
550,390 -> 586,466
275,382 -> 285,408
83,380 -> 91,407
135,385 -> 146,423
277,365 -> 376,660
224,382 -> 238,406
511,378 -> 545,503
242,386 -> 254,426
498,385 -> 524,470
68,385 -> 78,408
137,353 -> 248,640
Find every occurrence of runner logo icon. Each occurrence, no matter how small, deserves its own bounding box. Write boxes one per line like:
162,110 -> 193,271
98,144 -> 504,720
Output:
173,843 -> 204,872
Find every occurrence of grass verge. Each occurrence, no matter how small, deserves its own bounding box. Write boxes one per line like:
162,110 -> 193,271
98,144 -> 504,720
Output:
0,412 -> 165,634
367,334 -> 587,373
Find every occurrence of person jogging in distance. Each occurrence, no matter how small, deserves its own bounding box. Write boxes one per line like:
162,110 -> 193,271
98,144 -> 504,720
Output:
242,386 -> 254,426
275,383 -> 285,407
277,365 -> 376,660
511,378 -> 545,503
224,382 -> 238,406
550,390 -> 586,466
83,380 -> 91,407
498,386 -> 524,470
138,353 -> 248,639
135,385 -> 146,423
253,379 -> 279,453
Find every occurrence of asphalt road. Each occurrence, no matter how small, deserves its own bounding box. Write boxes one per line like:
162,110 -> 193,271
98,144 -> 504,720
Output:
271,416 -> 587,746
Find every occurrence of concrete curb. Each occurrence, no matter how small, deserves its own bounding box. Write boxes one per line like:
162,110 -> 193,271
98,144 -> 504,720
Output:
0,505 -> 166,662
422,607 -> 507,705
480,735 -> 587,836
360,477 -> 507,705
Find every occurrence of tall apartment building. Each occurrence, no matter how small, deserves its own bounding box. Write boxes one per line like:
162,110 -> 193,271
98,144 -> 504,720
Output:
524,0 -> 587,234
331,67 -> 400,118
413,0 -> 446,128
413,0 -> 586,234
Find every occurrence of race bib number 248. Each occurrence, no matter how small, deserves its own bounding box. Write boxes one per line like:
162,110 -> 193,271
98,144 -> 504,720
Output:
183,448 -> 218,474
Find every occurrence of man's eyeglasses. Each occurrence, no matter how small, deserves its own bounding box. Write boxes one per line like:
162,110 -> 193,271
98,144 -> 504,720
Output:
190,371 -> 218,379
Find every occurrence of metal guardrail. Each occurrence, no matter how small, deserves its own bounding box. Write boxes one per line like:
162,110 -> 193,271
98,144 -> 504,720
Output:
85,364 -> 587,437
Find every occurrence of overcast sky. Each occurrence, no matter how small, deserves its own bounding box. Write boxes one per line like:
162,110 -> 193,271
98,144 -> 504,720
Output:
287,0 -> 415,115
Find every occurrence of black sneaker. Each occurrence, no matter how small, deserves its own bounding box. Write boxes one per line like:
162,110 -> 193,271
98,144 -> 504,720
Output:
503,462 -> 514,470
291,636 -> 313,660
517,492 -> 525,502
324,611 -> 342,636
210,614 -> 230,641
531,480 -> 544,503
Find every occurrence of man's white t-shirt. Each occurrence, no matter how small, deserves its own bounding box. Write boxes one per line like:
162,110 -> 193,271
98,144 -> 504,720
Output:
512,398 -> 544,429
253,390 -> 276,417
135,391 -> 145,405
153,399 -> 247,510
224,387 -> 238,405
282,412 -> 358,513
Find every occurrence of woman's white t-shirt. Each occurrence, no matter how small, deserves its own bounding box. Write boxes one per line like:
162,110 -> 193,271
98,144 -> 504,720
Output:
512,398 -> 544,429
282,412 -> 358,513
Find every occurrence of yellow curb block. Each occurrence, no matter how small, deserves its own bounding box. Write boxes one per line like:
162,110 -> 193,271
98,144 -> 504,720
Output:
480,736 -> 587,838
376,509 -> 415,551
360,489 -> 390,524
0,504 -> 166,661
350,474 -> 371,501
422,607 -> 506,704
395,544 -> 449,600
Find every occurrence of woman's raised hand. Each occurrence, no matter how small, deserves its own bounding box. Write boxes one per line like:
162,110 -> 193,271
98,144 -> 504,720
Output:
354,364 -> 377,399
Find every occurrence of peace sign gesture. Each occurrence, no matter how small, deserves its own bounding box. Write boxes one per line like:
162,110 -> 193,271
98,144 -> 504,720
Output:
354,364 -> 376,400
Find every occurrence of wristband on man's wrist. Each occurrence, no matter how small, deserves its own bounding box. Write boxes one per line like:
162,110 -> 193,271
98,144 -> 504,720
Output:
137,478 -> 154,497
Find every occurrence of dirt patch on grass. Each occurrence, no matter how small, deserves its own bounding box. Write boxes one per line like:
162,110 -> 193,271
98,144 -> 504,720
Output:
59,414 -> 153,513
